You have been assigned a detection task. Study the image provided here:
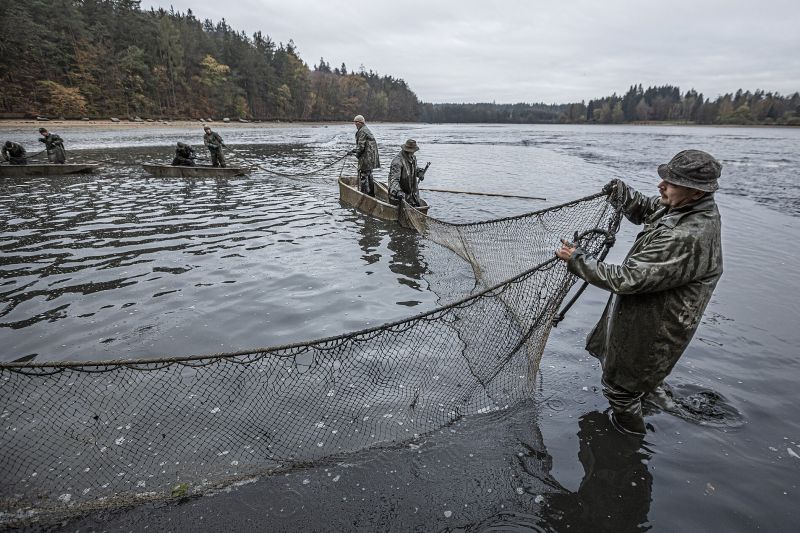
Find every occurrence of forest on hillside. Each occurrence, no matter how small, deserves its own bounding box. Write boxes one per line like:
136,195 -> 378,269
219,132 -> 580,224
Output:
1,1 -> 797,126
0,0 -> 419,121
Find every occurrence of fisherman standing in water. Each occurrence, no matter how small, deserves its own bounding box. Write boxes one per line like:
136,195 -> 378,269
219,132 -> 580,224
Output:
38,128 -> 66,163
556,150 -> 723,434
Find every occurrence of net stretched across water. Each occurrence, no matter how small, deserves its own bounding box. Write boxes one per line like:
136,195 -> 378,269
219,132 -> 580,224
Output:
0,191 -> 620,518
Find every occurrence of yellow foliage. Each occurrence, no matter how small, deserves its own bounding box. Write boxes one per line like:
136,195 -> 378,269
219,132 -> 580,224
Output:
36,80 -> 89,117
199,55 -> 230,86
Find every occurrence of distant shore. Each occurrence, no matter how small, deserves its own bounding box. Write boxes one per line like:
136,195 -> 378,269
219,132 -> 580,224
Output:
0,119 -> 335,129
1,119 -> 794,130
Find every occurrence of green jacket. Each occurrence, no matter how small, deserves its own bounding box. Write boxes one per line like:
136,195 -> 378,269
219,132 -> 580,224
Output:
568,181 -> 723,392
39,133 -> 64,150
2,142 -> 26,160
354,125 -> 379,171
387,151 -> 425,204
203,131 -> 225,152
39,133 -> 66,163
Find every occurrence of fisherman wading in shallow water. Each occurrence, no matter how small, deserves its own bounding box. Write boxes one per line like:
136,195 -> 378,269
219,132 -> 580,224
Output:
556,150 -> 723,435
349,114 -> 380,196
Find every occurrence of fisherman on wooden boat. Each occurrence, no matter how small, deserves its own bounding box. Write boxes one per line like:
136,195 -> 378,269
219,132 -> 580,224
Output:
172,142 -> 197,166
38,128 -> 66,164
2,141 -> 27,165
388,139 -> 429,207
349,114 -> 380,196
203,126 -> 226,168
555,150 -> 723,435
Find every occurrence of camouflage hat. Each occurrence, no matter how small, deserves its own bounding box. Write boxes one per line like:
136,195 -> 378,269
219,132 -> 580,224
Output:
401,139 -> 419,153
38,127 -> 48,133
353,115 -> 365,123
203,125 -> 211,131
657,149 -> 721,192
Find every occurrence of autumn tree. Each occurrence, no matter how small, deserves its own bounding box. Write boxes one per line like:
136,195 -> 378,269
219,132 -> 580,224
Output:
35,81 -> 89,117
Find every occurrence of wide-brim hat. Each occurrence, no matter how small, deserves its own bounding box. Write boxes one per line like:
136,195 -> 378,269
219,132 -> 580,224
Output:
402,139 -> 419,153
657,149 -> 721,192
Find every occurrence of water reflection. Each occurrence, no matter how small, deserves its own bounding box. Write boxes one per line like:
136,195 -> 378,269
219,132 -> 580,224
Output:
356,215 -> 383,266
541,411 -> 653,532
387,228 -> 426,293
353,214 -> 428,305
0,143 -> 447,361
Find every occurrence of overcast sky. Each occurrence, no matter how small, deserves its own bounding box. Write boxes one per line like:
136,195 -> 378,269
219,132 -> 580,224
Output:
142,0 -> 800,104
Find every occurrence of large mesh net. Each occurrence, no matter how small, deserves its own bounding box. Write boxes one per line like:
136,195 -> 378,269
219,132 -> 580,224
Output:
0,192 -> 620,520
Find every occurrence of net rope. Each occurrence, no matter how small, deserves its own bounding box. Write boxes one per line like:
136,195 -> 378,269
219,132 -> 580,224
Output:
0,191 -> 621,521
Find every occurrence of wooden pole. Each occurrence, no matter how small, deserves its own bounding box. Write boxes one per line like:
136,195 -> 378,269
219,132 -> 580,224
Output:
420,187 -> 545,201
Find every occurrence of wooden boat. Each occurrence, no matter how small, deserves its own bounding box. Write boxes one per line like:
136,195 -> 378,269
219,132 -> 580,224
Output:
338,175 -> 429,222
0,163 -> 98,177
141,163 -> 249,178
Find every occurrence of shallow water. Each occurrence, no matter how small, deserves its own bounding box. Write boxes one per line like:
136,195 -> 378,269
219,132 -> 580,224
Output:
1,123 -> 799,531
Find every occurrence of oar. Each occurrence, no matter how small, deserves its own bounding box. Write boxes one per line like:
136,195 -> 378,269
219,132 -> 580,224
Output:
420,187 -> 546,201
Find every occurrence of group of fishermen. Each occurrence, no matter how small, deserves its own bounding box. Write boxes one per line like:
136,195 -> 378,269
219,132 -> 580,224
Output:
172,126 -> 226,167
352,112 -> 725,437
1,128 -> 66,165
4,117 -> 724,438
349,114 -> 429,207
3,125 -> 227,168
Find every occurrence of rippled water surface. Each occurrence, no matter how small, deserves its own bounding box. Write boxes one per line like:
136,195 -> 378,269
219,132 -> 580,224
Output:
2,123 -> 799,531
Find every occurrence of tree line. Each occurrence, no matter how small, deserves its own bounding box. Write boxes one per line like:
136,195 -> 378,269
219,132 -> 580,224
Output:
576,85 -> 800,126
421,86 -> 800,126
1,1 -> 797,126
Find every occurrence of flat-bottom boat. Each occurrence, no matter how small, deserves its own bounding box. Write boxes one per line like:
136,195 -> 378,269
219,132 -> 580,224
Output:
338,175 -> 429,222
0,163 -> 98,177
141,163 -> 249,178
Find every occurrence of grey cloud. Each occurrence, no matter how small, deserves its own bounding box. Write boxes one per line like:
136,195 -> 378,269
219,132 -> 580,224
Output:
143,0 -> 800,103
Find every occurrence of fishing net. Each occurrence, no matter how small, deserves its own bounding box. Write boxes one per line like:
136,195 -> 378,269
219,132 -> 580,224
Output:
0,192 -> 620,520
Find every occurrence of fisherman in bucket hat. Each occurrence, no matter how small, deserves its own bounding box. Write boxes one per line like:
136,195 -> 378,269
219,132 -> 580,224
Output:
388,139 -> 430,207
555,149 -> 723,435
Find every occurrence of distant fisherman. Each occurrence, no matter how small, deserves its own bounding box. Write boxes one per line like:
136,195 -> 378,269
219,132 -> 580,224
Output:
349,114 -> 380,196
388,139 -> 429,207
38,128 -> 66,164
2,141 -> 27,165
172,142 -> 196,166
556,150 -> 723,434
203,126 -> 226,168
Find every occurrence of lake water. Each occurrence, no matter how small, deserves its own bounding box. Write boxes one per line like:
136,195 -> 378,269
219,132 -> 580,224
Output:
1,122 -> 798,531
